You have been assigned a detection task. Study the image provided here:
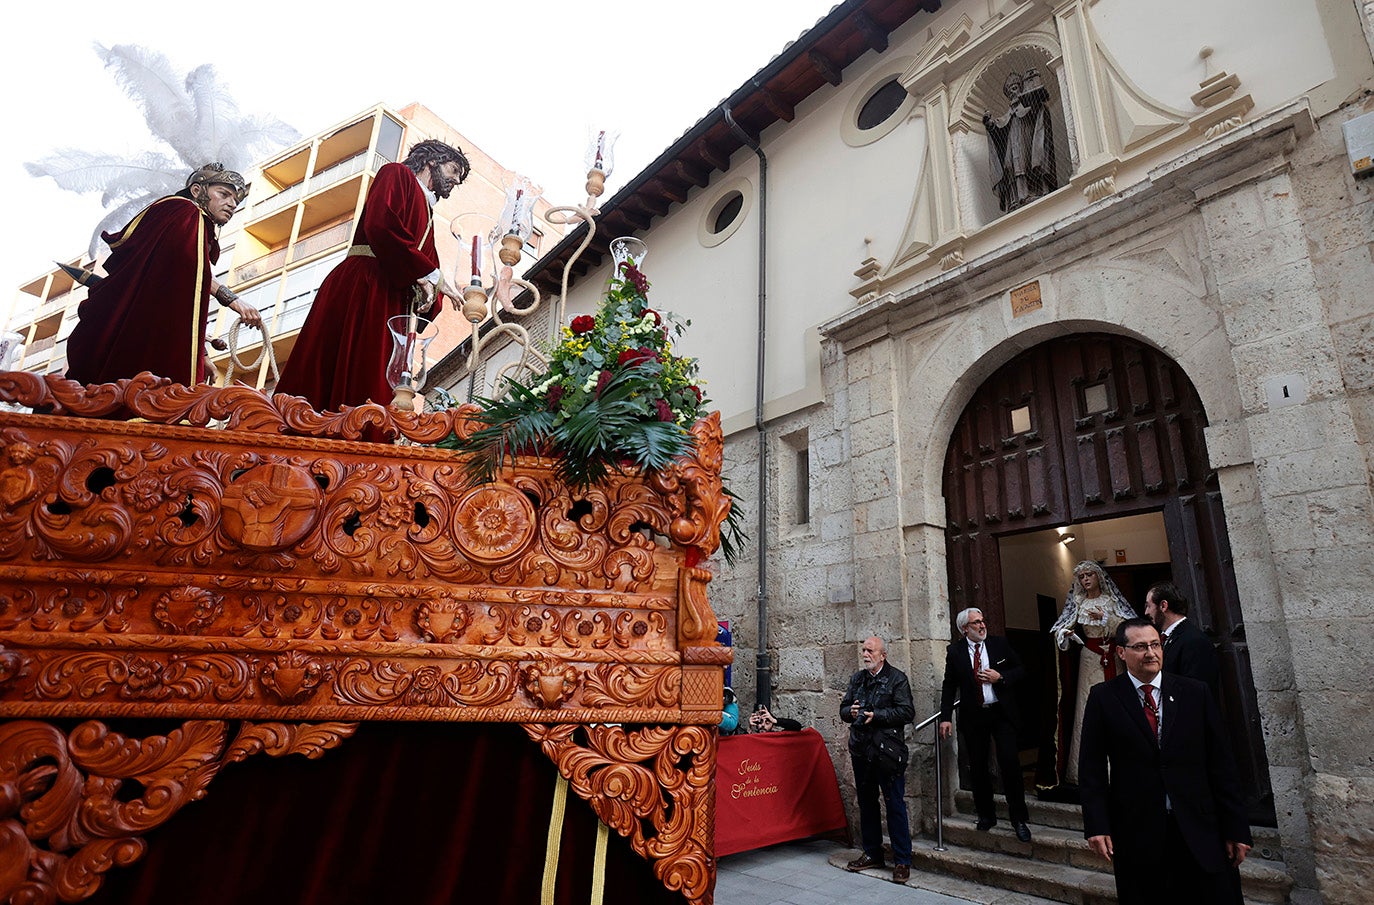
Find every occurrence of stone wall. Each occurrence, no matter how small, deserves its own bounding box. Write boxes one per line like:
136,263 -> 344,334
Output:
709,100 -> 1374,902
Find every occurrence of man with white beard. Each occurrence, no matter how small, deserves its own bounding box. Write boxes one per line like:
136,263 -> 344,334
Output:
939,607 -> 1032,842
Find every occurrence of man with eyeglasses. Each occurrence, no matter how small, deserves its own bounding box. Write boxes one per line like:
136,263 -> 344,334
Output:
938,607 -> 1032,842
1078,617 -> 1251,904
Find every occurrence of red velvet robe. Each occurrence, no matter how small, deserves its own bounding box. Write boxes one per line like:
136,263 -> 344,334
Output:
65,195 -> 220,386
275,163 -> 445,412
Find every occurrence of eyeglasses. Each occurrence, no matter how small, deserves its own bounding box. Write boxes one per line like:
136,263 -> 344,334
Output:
965,619 -> 986,626
1123,641 -> 1163,653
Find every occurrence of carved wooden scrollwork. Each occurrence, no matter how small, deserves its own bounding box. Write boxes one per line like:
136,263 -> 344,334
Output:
0,718 -> 356,905
524,723 -> 717,905
0,373 -> 732,903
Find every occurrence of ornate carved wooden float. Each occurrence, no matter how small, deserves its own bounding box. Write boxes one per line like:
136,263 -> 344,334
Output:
0,372 -> 731,904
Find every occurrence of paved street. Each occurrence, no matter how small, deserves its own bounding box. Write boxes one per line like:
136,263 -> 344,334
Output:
716,839 -> 1058,905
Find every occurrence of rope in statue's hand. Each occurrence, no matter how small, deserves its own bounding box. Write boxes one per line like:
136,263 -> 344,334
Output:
220,316 -> 279,387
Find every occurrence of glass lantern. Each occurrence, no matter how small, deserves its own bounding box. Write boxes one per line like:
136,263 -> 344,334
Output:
386,314 -> 440,411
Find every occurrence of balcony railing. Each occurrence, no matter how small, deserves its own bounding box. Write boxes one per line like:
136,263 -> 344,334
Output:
291,221 -> 352,262
309,151 -> 386,196
247,181 -> 304,220
24,336 -> 56,355
35,290 -> 76,321
233,248 -> 289,284
231,220 -> 351,285
247,149 -> 386,226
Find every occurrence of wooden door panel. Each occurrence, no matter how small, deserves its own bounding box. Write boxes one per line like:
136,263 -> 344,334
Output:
944,332 -> 1276,825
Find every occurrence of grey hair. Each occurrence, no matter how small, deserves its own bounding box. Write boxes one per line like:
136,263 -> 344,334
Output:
955,608 -> 983,633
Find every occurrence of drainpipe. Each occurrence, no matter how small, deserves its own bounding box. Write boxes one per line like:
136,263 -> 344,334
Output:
723,102 -> 770,709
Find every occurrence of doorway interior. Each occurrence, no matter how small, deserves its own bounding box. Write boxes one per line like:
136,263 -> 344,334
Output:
986,512 -> 1172,791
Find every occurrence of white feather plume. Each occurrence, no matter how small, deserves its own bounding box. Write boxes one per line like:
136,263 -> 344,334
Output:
24,42 -> 300,258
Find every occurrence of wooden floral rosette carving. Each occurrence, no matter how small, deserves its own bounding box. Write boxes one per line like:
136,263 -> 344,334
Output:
0,372 -> 732,905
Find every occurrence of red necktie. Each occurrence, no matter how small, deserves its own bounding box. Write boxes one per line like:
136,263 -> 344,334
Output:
974,642 -> 984,683
1141,685 -> 1159,739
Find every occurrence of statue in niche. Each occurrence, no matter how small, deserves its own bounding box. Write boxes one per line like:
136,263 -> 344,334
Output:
983,68 -> 1058,213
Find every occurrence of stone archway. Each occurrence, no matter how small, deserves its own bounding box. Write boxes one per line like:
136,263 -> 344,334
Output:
940,331 -> 1275,825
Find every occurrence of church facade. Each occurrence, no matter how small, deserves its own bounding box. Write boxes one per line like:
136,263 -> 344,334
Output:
456,1 -> 1374,900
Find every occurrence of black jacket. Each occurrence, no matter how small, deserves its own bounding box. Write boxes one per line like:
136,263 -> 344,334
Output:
1162,618 -> 1220,696
939,634 -> 1025,727
840,662 -> 915,760
1079,672 -> 1250,879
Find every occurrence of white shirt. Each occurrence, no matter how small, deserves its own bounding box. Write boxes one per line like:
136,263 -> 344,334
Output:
1128,671 -> 1169,809
967,639 -> 998,705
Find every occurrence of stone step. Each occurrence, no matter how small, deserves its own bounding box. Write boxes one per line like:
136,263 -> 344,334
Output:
933,813 -> 1294,903
953,789 -> 1084,831
951,790 -> 1289,862
909,838 -> 1118,905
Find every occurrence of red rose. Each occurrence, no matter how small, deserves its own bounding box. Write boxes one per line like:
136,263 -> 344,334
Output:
571,315 -> 595,334
654,399 -> 674,422
595,369 -> 614,396
688,385 -> 702,403
617,347 -> 654,367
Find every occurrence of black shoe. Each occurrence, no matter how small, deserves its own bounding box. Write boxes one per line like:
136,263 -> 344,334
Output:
845,853 -> 885,872
1013,821 -> 1032,842
975,816 -> 997,831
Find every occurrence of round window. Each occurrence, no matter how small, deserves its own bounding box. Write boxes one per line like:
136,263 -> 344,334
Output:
711,191 -> 745,235
857,78 -> 908,131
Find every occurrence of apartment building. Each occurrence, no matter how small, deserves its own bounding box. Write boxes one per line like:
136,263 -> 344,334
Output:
7,102 -> 559,391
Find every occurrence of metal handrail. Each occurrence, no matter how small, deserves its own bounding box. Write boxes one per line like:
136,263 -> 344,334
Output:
913,700 -> 957,852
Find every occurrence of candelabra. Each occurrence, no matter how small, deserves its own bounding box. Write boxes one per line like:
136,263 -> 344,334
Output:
447,129 -> 621,399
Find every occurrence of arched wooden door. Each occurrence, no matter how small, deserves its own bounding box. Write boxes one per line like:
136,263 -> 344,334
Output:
942,333 -> 1275,825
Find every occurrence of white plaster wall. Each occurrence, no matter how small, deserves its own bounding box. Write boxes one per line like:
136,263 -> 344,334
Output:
1091,0 -> 1336,114
560,20 -> 930,432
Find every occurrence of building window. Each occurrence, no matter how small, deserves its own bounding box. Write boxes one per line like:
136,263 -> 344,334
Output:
782,429 -> 810,528
697,178 -> 753,248
378,116 -> 404,163
524,228 -> 543,257
1082,382 -> 1111,415
857,79 -> 907,131
1009,404 -> 1032,434
711,192 -> 744,235
840,59 -> 917,147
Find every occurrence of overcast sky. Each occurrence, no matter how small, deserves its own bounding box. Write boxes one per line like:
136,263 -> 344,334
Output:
1,0 -> 838,319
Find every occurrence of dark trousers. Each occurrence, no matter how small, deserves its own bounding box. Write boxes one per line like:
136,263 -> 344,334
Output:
959,701 -> 1028,823
1115,812 -> 1240,904
851,755 -> 912,865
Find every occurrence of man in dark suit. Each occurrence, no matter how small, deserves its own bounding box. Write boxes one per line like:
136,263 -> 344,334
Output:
1079,618 -> 1251,905
939,607 -> 1031,842
1144,582 -> 1220,695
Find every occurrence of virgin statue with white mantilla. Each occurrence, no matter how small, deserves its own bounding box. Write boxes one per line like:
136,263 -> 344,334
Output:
1039,560 -> 1137,796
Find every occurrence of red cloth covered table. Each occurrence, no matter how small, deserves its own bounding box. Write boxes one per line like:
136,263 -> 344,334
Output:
715,728 -> 848,856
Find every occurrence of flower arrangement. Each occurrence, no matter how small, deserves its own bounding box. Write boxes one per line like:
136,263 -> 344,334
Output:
450,252 -> 744,562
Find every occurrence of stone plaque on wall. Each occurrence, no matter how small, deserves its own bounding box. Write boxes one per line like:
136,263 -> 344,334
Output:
1010,280 -> 1043,317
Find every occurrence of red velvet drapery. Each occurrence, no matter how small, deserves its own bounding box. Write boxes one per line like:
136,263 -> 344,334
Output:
85,722 -> 686,905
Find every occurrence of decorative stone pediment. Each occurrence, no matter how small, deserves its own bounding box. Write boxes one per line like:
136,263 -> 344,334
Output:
863,0 -> 1253,299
